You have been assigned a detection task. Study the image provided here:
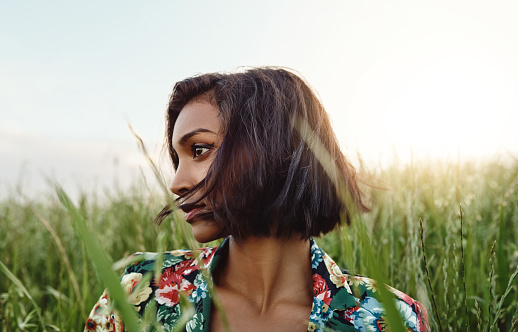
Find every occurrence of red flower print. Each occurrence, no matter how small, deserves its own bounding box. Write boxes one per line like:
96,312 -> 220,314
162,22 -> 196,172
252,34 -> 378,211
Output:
191,247 -> 217,269
375,317 -> 388,331
392,288 -> 414,306
154,249 -> 216,307
155,264 -> 196,307
416,301 -> 430,331
342,302 -> 360,323
85,318 -> 96,330
174,259 -> 196,276
313,273 -> 332,305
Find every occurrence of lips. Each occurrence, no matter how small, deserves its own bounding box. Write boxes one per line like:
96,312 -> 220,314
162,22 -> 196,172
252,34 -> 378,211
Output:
180,203 -> 206,223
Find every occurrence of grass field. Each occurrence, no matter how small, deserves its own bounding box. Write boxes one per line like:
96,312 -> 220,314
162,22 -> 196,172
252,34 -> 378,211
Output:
1,158 -> 517,331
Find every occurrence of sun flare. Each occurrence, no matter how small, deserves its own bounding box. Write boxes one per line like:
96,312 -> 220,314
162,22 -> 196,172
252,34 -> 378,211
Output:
328,49 -> 518,164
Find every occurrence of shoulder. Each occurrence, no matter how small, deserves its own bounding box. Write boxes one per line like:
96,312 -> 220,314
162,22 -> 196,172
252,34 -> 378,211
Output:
84,246 -> 218,332
123,246 -> 216,275
345,274 -> 430,332
85,289 -> 124,331
311,243 -> 429,332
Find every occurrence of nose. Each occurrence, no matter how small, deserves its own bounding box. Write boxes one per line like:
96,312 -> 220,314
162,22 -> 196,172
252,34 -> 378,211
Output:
169,164 -> 194,197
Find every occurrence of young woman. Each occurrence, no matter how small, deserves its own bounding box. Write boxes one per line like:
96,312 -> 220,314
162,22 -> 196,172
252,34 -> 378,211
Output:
85,68 -> 429,332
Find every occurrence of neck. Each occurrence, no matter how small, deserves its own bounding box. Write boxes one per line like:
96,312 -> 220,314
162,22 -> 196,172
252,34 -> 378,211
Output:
214,235 -> 313,314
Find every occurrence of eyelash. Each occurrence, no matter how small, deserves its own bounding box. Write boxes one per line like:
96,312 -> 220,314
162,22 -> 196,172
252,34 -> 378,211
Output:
190,143 -> 214,159
172,143 -> 215,170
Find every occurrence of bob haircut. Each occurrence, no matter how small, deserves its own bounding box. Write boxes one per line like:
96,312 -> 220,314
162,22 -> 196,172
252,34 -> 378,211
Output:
164,67 -> 368,240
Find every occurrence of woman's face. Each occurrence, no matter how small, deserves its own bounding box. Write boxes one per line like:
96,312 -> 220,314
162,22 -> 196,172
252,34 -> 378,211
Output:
170,99 -> 225,243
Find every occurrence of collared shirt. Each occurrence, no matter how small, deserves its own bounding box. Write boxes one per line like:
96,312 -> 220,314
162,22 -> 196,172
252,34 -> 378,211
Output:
85,238 -> 429,332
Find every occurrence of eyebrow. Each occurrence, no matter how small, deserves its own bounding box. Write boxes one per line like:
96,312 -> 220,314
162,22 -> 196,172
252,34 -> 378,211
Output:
178,128 -> 217,146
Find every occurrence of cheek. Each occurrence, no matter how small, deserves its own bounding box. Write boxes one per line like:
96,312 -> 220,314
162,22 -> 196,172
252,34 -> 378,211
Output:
183,158 -> 213,184
201,160 -> 213,176
200,152 -> 219,179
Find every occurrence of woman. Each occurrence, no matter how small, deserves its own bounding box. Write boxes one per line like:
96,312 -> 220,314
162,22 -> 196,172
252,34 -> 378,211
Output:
85,68 -> 429,331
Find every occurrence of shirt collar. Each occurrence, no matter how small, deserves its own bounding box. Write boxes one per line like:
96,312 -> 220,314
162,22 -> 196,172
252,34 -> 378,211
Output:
190,236 -> 358,331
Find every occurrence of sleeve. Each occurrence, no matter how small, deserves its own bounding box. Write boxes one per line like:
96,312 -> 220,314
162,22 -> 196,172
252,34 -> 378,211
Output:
391,289 -> 430,332
413,301 -> 430,332
84,289 -> 124,332
84,254 -> 152,332
350,284 -> 430,332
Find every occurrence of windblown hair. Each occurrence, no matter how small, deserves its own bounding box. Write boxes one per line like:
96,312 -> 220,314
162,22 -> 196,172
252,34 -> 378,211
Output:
163,67 -> 368,240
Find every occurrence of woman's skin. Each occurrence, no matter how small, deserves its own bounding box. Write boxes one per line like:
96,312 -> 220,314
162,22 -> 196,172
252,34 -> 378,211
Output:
170,99 -> 314,331
170,98 -> 225,243
210,236 -> 313,331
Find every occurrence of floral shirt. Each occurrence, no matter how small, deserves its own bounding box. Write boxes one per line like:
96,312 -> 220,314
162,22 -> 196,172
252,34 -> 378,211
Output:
85,238 -> 429,332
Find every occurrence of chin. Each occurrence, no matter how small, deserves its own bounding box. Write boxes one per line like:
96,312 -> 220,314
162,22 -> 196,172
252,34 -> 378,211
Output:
190,220 -> 223,243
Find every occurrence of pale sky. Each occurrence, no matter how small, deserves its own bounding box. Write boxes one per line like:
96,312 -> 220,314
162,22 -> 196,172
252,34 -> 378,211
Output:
2,0 -> 518,200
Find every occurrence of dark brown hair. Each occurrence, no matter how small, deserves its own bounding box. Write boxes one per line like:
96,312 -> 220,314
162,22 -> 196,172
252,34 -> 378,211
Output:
163,67 -> 368,240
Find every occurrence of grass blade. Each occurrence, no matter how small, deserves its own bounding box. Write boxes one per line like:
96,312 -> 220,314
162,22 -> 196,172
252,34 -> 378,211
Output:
0,260 -> 47,331
492,264 -> 518,328
55,186 -> 140,331
460,204 -> 469,331
419,218 -> 442,332
32,207 -> 87,318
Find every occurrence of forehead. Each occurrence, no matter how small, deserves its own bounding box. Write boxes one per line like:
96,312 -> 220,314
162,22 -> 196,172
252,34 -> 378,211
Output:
172,100 -> 222,142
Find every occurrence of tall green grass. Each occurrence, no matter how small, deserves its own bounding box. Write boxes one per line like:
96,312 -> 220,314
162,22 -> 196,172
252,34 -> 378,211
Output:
1,158 -> 517,330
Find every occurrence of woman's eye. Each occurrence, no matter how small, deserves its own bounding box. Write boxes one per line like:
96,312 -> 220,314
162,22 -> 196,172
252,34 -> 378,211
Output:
193,146 -> 209,157
190,143 -> 214,159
